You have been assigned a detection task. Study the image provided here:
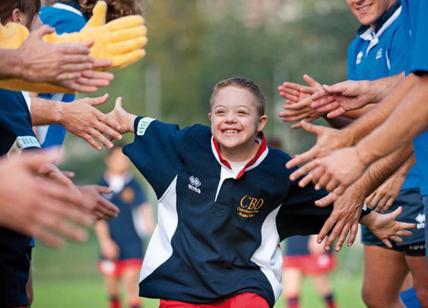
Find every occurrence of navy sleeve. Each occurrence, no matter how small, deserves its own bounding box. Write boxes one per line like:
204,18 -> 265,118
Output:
276,181 -> 332,241
0,90 -> 40,155
123,117 -> 187,199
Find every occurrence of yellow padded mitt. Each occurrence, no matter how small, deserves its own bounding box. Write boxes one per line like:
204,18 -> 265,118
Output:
0,1 -> 147,92
44,1 -> 148,68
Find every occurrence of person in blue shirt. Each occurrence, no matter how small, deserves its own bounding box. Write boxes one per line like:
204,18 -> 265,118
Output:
278,1 -> 428,306
96,145 -> 154,308
106,76 -> 413,308
276,0 -> 428,304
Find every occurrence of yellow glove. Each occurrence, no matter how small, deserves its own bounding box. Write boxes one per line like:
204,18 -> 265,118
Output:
0,23 -> 72,92
44,1 -> 148,68
0,22 -> 29,49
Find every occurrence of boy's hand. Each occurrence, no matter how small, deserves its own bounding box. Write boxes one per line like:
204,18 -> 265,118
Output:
107,97 -> 136,134
363,207 -> 415,248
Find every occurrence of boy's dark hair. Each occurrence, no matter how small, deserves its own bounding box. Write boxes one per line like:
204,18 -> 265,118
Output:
0,0 -> 41,28
78,0 -> 143,22
210,77 -> 266,116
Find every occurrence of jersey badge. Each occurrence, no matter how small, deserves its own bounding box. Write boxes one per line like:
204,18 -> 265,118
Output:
121,187 -> 135,203
237,195 -> 264,218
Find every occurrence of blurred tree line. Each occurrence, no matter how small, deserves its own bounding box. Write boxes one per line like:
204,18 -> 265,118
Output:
62,0 -> 358,184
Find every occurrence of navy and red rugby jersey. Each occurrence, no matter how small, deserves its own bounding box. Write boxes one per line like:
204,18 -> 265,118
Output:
123,117 -> 331,307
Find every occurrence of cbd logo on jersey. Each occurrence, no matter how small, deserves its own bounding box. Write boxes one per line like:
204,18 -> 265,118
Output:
237,195 -> 264,218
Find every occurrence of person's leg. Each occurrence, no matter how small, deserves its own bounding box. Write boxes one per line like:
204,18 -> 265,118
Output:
99,260 -> 122,308
405,249 -> 428,307
104,275 -> 121,308
362,245 -> 408,308
309,274 -> 336,308
121,261 -> 141,308
283,268 -> 303,308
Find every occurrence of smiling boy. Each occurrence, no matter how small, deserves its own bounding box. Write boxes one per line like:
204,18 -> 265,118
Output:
108,77 -> 414,308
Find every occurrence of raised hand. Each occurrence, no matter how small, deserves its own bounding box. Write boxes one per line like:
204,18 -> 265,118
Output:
316,184 -> 365,252
286,121 -> 352,186
362,207 -> 415,248
0,151 -> 94,248
78,185 -> 119,220
60,94 -> 123,150
311,80 -> 372,118
107,97 -> 137,134
308,146 -> 367,193
365,172 -> 405,213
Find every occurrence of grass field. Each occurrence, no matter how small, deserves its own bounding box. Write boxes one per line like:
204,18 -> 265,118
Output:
32,235 -> 365,308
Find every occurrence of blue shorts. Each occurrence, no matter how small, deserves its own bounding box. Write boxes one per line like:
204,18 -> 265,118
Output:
361,188 -> 425,248
0,227 -> 31,307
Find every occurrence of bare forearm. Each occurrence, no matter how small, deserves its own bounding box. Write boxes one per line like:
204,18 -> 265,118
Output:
357,75 -> 428,164
0,50 -> 23,80
358,144 -> 413,196
343,104 -> 376,119
344,74 -> 418,145
30,97 -> 63,125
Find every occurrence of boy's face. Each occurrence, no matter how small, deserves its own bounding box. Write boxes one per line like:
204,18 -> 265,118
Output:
209,86 -> 267,154
346,0 -> 395,26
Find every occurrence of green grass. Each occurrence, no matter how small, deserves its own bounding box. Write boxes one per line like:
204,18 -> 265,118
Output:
31,235 -> 365,308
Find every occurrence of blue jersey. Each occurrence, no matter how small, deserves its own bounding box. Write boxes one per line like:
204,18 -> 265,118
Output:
400,0 -> 428,197
37,2 -> 86,148
347,1 -> 418,190
99,175 -> 147,260
123,117 -> 332,307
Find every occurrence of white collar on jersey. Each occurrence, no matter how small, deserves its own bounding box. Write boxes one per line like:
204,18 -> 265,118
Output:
52,3 -> 83,16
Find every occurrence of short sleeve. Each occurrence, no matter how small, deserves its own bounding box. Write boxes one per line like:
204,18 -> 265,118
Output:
388,25 -> 410,75
407,1 -> 428,74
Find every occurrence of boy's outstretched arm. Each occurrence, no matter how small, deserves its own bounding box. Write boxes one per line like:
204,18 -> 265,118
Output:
360,207 -> 415,248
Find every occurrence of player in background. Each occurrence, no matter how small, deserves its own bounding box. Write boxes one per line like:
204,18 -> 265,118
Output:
282,235 -> 336,308
96,145 -> 155,308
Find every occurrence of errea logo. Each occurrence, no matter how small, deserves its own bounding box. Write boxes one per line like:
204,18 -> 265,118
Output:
416,213 -> 425,230
188,176 -> 201,194
356,51 -> 363,65
376,48 -> 383,60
